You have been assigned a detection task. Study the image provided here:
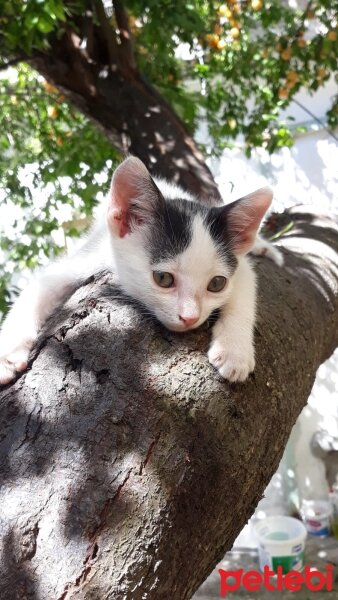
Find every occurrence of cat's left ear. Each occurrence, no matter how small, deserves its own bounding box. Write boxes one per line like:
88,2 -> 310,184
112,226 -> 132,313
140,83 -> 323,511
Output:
224,187 -> 273,255
107,156 -> 163,238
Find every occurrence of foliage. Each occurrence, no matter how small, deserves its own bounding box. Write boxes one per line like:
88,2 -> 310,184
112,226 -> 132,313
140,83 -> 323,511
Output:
126,0 -> 338,154
0,0 -> 337,312
1,1 -> 337,151
0,64 -> 118,314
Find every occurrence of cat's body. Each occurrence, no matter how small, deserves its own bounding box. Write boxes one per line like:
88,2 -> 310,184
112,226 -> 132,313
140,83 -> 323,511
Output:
0,157 -> 283,385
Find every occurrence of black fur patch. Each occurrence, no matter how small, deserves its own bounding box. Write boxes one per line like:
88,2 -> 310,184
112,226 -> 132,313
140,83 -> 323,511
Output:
149,197 -> 207,262
205,206 -> 238,272
148,193 -> 238,274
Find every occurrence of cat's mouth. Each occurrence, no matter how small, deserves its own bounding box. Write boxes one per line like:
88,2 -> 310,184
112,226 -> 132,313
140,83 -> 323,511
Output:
164,320 -> 202,333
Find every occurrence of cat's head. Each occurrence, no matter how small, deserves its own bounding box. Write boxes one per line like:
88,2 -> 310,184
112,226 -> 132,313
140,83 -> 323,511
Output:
107,157 -> 272,332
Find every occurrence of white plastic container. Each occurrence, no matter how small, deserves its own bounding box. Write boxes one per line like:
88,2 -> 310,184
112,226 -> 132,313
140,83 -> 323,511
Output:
301,500 -> 332,537
255,516 -> 307,574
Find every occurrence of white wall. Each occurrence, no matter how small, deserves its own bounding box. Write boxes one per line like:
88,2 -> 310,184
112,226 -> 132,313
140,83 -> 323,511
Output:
209,78 -> 338,214
203,81 -> 338,529
214,128 -> 337,215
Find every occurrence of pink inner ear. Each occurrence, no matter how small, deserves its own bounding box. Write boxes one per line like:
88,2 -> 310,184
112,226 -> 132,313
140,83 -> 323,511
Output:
228,188 -> 272,255
108,207 -> 130,238
107,157 -> 152,238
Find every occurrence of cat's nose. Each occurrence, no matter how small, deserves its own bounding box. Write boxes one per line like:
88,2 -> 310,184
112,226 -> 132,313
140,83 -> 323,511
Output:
179,315 -> 199,327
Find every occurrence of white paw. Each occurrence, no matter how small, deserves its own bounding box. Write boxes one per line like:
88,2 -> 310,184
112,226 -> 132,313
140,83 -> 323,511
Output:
265,245 -> 284,267
0,345 -> 31,385
251,237 -> 284,266
208,339 -> 255,382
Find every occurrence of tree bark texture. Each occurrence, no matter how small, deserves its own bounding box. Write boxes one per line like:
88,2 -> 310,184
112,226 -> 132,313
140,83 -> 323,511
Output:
0,208 -> 338,599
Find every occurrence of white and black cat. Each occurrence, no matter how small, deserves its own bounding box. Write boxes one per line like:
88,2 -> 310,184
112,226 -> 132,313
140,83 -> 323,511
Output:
0,156 -> 283,385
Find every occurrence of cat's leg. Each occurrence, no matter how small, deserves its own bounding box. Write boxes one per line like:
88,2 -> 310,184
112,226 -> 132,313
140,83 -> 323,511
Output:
0,219 -> 112,385
251,234 -> 284,266
208,258 -> 256,382
0,264 -> 83,385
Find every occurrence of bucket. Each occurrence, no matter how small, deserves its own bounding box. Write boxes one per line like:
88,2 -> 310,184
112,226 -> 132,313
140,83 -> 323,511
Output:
301,500 -> 332,537
254,516 -> 307,574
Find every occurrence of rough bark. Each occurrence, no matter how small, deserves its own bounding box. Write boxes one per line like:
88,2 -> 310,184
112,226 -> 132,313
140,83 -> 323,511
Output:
0,208 -> 338,599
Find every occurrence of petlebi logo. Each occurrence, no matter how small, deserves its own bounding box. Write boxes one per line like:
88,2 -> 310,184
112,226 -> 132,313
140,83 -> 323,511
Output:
218,565 -> 334,597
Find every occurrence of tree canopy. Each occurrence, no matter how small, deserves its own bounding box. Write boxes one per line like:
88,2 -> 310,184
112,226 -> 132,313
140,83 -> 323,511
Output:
0,0 -> 337,313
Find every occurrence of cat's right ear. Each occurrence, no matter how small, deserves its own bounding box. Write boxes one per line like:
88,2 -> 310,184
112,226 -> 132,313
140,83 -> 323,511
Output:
213,187 -> 273,256
107,156 -> 163,238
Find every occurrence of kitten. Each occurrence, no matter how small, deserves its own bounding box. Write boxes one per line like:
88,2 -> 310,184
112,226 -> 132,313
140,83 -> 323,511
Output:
0,157 -> 283,385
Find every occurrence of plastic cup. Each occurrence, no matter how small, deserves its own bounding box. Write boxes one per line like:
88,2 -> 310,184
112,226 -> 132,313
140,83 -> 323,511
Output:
301,500 -> 332,537
254,516 -> 307,574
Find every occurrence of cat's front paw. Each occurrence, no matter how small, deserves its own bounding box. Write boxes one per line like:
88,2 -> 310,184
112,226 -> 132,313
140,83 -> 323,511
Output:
208,339 -> 255,382
0,345 -> 31,385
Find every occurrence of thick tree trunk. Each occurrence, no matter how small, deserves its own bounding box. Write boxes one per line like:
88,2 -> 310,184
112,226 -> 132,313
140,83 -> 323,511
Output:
0,208 -> 337,599
29,33 -> 220,203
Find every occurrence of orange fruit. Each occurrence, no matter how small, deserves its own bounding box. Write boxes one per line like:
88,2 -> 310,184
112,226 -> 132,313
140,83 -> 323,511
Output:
278,88 -> 289,99
43,81 -> 57,94
327,31 -> 337,41
217,39 -> 227,50
230,27 -> 240,39
317,67 -> 328,78
206,33 -> 220,48
286,79 -> 296,89
286,71 -> 299,82
218,4 -> 229,17
251,0 -> 263,10
47,106 -> 58,119
281,47 -> 291,60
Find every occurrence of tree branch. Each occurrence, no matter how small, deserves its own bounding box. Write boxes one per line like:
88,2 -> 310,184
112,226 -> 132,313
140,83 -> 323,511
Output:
29,41 -> 221,201
94,0 -> 119,68
113,0 -> 137,75
0,55 -> 27,71
0,208 -> 338,598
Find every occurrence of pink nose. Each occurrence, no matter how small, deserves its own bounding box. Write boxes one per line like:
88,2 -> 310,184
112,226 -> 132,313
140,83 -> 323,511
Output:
179,315 -> 199,327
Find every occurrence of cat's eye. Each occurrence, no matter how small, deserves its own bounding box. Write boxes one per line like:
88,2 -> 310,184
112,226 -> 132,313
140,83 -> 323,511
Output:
207,276 -> 227,292
153,271 -> 175,288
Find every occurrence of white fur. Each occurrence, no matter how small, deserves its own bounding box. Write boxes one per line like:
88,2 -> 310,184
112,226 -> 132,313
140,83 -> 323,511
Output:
252,234 -> 284,266
153,177 -> 195,202
0,169 -> 282,385
208,258 -> 256,382
0,220 -> 112,384
117,215 -> 236,332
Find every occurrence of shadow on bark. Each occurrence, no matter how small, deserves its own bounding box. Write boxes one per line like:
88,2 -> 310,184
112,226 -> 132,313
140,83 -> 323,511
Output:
0,210 -> 338,598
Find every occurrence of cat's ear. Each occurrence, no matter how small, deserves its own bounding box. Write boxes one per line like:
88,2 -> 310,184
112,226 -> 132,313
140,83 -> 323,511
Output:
107,156 -> 163,238
225,187 -> 273,255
